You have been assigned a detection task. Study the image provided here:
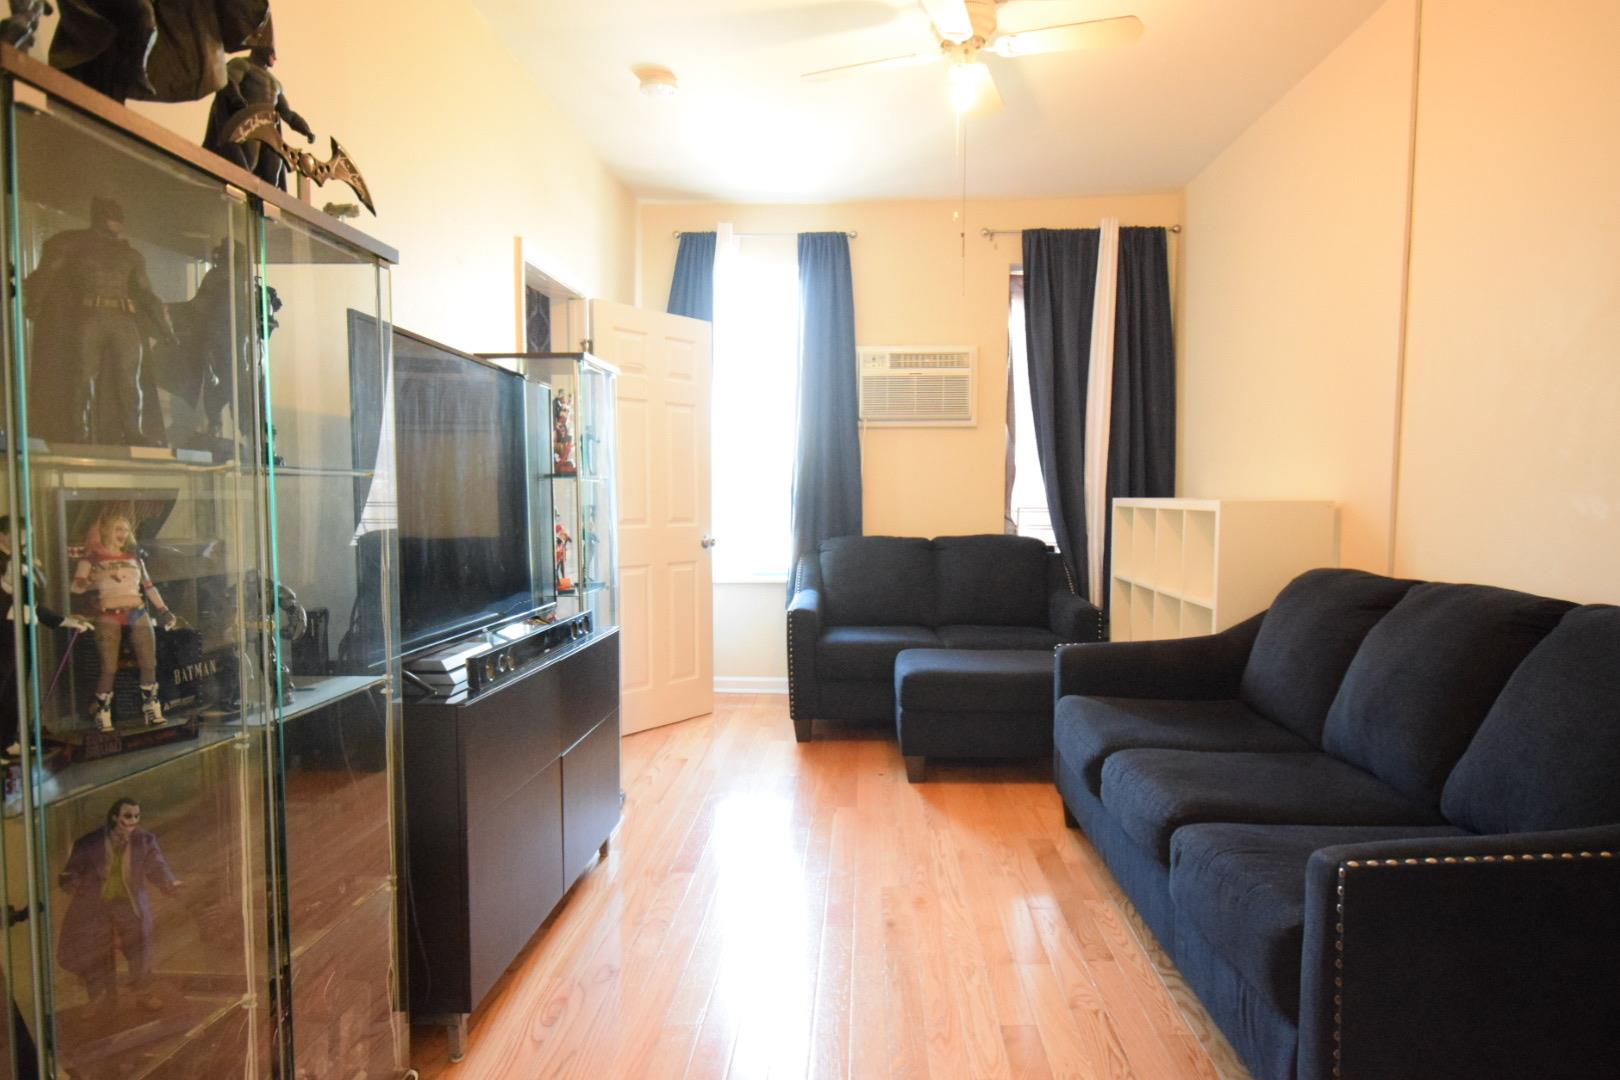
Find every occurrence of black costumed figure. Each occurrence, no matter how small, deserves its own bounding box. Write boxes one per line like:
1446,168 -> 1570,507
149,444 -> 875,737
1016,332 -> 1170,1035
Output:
201,24 -> 313,190
49,0 -> 270,103
57,797 -> 180,1009
1,517 -> 93,761
22,197 -> 175,446
0,1 -> 53,50
70,507 -> 179,731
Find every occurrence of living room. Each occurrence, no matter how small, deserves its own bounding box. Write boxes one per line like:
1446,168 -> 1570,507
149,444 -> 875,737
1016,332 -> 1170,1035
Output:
0,0 -> 1613,1077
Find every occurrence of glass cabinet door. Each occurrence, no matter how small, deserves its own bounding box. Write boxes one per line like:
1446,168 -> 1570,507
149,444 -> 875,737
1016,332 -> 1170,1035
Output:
5,93 -> 275,1078
258,214 -> 406,1078
576,360 -> 618,633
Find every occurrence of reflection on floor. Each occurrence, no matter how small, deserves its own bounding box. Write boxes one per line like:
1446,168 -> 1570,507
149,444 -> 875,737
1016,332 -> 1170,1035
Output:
410,695 -> 1251,1079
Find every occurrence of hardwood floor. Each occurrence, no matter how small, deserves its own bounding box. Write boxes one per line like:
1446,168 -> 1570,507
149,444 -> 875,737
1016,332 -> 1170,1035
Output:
410,695 -> 1249,1080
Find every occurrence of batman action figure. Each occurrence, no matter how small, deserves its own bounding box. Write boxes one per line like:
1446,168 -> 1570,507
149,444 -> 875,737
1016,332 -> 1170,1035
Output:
201,28 -> 312,190
48,0 -> 270,103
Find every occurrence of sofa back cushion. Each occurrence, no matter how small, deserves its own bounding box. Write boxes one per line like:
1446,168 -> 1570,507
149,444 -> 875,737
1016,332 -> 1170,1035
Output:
1239,569 -> 1418,744
932,534 -> 1051,627
1441,604 -> 1620,834
1321,583 -> 1574,805
817,536 -> 936,627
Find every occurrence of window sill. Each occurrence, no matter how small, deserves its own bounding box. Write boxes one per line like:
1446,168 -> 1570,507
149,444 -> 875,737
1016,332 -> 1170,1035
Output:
713,573 -> 789,586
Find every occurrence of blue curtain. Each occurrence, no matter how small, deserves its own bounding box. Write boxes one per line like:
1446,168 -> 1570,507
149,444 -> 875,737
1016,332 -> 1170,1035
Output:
789,232 -> 862,597
1021,228 -> 1101,594
1107,227 -> 1177,513
667,231 -> 716,321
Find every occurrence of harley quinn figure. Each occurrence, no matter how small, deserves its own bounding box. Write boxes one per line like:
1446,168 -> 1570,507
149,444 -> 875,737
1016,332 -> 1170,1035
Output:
70,509 -> 178,731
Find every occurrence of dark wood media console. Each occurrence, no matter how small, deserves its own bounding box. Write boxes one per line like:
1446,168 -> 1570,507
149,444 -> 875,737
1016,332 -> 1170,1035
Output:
402,628 -> 620,1058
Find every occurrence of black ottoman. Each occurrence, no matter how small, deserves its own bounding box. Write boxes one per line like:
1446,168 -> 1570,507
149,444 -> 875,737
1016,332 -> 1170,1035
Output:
893,648 -> 1056,782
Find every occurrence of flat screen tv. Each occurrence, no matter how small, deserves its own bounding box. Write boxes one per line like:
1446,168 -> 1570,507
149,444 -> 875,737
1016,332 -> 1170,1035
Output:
392,329 -> 552,655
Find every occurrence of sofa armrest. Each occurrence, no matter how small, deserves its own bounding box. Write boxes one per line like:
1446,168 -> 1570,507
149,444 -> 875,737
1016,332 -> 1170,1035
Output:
786,555 -> 824,741
1297,824 -> 1620,1080
1054,612 -> 1264,700
1049,588 -> 1104,643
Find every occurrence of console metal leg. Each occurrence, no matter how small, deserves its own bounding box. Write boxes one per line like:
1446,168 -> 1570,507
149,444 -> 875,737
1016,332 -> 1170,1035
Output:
447,1014 -> 469,1063
904,755 -> 926,783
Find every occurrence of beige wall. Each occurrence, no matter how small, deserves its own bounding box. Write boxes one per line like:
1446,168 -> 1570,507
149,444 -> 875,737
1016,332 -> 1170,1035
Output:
1181,0 -> 1620,604
1392,0 -> 1620,602
104,0 -> 639,348
1180,0 -> 1418,572
641,195 -> 1183,540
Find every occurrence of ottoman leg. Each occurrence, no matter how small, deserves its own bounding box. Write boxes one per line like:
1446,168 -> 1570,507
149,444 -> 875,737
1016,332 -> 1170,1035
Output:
904,755 -> 926,783
793,716 -> 812,743
1063,803 -> 1078,828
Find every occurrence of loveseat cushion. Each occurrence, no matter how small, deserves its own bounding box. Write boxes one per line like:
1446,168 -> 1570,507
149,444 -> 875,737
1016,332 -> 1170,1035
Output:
1100,749 -> 1445,862
1321,583 -> 1574,805
1239,569 -> 1417,745
1169,822 -> 1470,1019
1054,695 -> 1312,797
819,626 -> 941,682
935,625 -> 1062,651
818,536 -> 936,627
1442,604 -> 1620,834
932,534 -> 1051,628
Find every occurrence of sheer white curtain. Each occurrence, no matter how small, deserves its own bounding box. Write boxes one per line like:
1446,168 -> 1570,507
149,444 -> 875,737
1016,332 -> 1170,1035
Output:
1083,218 -> 1120,605
711,226 -> 801,581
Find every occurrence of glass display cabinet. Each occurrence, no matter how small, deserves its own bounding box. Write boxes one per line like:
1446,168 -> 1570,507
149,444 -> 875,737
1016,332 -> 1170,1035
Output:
0,48 -> 406,1078
480,352 -> 619,634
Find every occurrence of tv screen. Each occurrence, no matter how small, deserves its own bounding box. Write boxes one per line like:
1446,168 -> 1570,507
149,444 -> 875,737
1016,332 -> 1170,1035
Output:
393,330 -> 550,654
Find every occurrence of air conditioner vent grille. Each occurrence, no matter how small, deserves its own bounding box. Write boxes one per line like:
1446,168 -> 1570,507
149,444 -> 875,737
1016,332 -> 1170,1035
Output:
857,346 -> 975,426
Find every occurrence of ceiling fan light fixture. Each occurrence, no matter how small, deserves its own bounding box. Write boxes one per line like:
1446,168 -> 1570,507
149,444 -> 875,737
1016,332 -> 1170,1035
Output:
948,60 -> 988,113
632,64 -> 679,99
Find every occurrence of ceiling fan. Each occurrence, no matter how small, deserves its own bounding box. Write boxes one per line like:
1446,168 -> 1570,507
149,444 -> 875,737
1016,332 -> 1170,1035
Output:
802,0 -> 1143,115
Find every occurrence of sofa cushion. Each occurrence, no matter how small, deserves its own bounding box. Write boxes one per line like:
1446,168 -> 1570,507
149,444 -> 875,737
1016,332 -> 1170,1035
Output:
935,625 -> 1062,651
1054,695 -> 1312,797
1442,604 -> 1620,834
819,626 -> 941,682
818,536 -> 936,627
1169,822 -> 1471,1020
894,648 -> 1053,713
1100,749 -> 1445,863
1322,583 -> 1574,805
1239,569 -> 1417,745
932,534 -> 1051,628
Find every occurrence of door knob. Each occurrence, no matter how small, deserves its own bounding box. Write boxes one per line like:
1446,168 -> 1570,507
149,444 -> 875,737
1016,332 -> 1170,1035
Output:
701,535 -> 717,549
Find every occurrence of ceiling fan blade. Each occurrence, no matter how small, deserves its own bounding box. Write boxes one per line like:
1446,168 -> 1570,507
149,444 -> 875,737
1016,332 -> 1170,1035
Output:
990,14 -> 1143,58
802,50 -> 944,82
972,63 -> 1004,115
918,0 -> 974,43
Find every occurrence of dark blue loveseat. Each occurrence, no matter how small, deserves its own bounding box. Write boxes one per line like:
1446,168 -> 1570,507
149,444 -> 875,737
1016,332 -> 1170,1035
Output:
1054,568 -> 1620,1080
787,534 -> 1101,742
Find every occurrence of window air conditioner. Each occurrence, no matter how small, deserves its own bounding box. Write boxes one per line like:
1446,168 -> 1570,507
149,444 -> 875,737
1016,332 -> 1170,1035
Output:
856,346 -> 976,426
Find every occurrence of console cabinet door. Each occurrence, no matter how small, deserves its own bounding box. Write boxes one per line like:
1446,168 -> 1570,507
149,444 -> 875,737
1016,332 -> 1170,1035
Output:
562,714 -> 621,884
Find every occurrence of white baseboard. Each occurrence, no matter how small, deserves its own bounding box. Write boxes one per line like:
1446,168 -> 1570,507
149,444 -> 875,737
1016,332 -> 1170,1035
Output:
715,676 -> 789,695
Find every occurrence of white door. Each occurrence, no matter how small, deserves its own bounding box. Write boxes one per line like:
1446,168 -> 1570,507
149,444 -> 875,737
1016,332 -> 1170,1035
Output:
589,300 -> 714,734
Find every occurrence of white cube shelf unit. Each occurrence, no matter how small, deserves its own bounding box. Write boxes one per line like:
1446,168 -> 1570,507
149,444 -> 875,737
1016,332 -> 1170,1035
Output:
1110,499 -> 1339,642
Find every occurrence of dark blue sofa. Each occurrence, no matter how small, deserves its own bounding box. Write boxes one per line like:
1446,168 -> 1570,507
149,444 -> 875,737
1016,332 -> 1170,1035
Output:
787,534 -> 1102,742
1054,568 -> 1620,1080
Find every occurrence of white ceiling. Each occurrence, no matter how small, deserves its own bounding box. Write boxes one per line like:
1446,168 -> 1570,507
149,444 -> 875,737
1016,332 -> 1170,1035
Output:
470,0 -> 1386,203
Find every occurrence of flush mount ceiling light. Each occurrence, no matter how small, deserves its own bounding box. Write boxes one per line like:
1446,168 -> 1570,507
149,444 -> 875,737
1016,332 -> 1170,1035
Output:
632,64 -> 679,99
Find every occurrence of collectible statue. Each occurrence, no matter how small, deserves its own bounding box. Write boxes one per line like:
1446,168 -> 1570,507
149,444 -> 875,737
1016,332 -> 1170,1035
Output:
553,391 -> 577,476
50,0 -> 270,103
554,516 -> 574,592
70,507 -> 180,731
222,106 -> 376,213
57,797 -> 180,1009
201,31 -> 312,190
579,425 -> 599,476
582,504 -> 599,585
0,517 -> 93,761
22,197 -> 175,446
1,0 -> 52,50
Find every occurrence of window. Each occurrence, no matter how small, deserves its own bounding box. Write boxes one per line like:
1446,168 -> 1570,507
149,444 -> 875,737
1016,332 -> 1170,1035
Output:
1007,273 -> 1055,546
711,231 -> 800,581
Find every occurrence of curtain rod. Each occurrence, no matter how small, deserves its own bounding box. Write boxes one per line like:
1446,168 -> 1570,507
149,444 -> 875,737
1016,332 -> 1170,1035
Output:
672,230 -> 857,239
981,224 -> 1181,239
